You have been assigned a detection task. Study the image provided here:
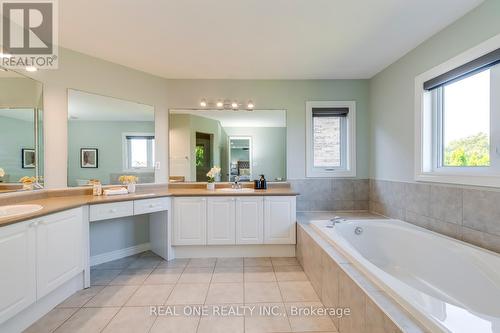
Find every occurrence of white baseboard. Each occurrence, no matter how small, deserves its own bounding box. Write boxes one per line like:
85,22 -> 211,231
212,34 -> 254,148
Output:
172,244 -> 295,258
90,243 -> 151,266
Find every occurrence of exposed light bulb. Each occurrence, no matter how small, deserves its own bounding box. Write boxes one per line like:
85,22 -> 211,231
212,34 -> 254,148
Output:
231,101 -> 238,109
216,100 -> 224,108
25,66 -> 38,72
247,100 -> 254,109
200,99 -> 207,107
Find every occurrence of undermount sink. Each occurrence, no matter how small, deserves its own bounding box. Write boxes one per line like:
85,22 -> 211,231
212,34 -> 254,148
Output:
0,204 -> 43,218
216,188 -> 255,193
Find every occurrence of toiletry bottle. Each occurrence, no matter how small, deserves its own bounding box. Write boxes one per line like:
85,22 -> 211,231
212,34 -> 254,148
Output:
259,175 -> 267,189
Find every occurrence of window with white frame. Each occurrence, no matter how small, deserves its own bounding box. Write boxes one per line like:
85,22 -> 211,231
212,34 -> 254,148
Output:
306,101 -> 356,177
123,133 -> 155,171
416,39 -> 500,187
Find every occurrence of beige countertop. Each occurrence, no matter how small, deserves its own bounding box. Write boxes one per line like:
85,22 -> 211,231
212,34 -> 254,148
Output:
0,184 -> 298,227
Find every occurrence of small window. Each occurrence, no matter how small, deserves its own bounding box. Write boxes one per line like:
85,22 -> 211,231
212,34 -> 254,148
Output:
123,133 -> 155,171
306,101 -> 356,177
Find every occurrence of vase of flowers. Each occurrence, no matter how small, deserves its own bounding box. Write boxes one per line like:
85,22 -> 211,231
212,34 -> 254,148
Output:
19,176 -> 37,190
119,175 -> 138,193
206,166 -> 221,191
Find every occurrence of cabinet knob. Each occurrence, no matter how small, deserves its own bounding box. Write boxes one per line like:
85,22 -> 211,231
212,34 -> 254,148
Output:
110,208 -> 117,213
30,221 -> 39,228
149,204 -> 155,208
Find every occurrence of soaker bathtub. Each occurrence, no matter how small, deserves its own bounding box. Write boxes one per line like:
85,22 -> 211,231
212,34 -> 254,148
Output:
310,219 -> 500,333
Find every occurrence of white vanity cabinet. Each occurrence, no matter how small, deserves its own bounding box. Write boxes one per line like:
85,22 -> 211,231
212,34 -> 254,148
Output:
36,208 -> 84,298
0,207 -> 84,325
172,195 -> 296,246
207,197 -> 236,245
0,220 -> 36,324
264,196 -> 296,244
235,197 -> 264,244
172,197 -> 207,245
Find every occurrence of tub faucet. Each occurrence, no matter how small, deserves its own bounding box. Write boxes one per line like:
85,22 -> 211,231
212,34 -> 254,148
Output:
327,216 -> 346,228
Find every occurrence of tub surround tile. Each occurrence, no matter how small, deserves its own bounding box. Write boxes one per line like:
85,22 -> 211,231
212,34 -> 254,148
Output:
461,227 -> 500,254
289,179 -> 369,212
366,297 -> 402,333
370,179 -> 500,254
463,189 -> 500,237
428,185 -> 462,224
339,269 -> 366,333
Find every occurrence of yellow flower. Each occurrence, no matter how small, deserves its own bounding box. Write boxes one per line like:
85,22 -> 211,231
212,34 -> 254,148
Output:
19,176 -> 37,184
119,175 -> 138,184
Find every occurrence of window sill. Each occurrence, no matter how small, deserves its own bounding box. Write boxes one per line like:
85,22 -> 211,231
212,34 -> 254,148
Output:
306,169 -> 356,178
415,172 -> 500,188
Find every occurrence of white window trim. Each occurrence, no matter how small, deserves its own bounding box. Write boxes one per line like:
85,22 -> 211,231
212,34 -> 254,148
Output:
122,132 -> 155,172
306,101 -> 356,178
415,32 -> 500,187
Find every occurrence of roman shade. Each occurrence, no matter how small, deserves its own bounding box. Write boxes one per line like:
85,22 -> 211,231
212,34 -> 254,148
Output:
125,135 -> 154,140
312,107 -> 349,117
424,48 -> 500,91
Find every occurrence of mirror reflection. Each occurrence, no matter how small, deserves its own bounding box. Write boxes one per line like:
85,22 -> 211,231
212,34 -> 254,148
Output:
0,69 -> 43,192
169,109 -> 286,182
67,89 -> 155,187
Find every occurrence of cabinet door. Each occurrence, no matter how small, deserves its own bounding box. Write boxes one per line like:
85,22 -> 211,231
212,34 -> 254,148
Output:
0,220 -> 36,324
207,197 -> 236,245
37,208 -> 84,299
264,196 -> 296,244
173,197 -> 207,245
236,197 -> 263,244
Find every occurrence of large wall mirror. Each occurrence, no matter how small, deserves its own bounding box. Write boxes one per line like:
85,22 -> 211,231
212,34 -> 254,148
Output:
169,109 -> 286,182
67,89 -> 155,187
0,69 -> 43,192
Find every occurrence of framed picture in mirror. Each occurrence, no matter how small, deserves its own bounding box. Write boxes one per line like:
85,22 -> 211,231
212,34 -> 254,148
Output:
22,149 -> 36,169
81,148 -> 98,168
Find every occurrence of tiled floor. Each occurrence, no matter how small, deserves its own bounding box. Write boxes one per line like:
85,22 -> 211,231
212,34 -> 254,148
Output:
25,252 -> 338,333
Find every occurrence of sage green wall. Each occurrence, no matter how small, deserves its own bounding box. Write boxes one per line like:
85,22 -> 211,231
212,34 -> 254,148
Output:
0,116 -> 35,182
68,120 -> 154,186
165,79 -> 370,179
369,0 -> 500,182
224,127 -> 286,181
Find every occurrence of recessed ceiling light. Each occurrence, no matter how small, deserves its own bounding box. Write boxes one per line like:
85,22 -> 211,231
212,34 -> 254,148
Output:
216,100 -> 223,108
25,66 -> 38,72
200,99 -> 207,107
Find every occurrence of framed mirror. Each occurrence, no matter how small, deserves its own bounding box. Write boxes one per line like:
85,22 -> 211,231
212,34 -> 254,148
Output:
169,109 -> 286,183
67,89 -> 155,187
0,69 -> 43,192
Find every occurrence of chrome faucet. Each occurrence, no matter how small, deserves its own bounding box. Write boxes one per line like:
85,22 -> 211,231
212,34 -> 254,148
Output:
327,216 -> 346,228
232,176 -> 242,189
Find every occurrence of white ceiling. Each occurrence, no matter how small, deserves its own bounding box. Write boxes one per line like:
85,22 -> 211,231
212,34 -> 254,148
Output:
59,0 -> 483,79
171,109 -> 286,128
68,90 -> 154,121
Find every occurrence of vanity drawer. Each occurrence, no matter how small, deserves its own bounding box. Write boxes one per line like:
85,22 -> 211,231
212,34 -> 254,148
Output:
89,201 -> 134,222
134,197 -> 169,215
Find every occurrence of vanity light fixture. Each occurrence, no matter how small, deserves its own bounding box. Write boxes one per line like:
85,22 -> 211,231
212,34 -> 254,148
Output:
25,66 -> 38,72
200,99 -> 207,107
247,100 -> 255,110
199,99 -> 255,110
216,100 -> 224,108
231,101 -> 238,109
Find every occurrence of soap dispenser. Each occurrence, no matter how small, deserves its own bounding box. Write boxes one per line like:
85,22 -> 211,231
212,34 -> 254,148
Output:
259,174 -> 267,190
